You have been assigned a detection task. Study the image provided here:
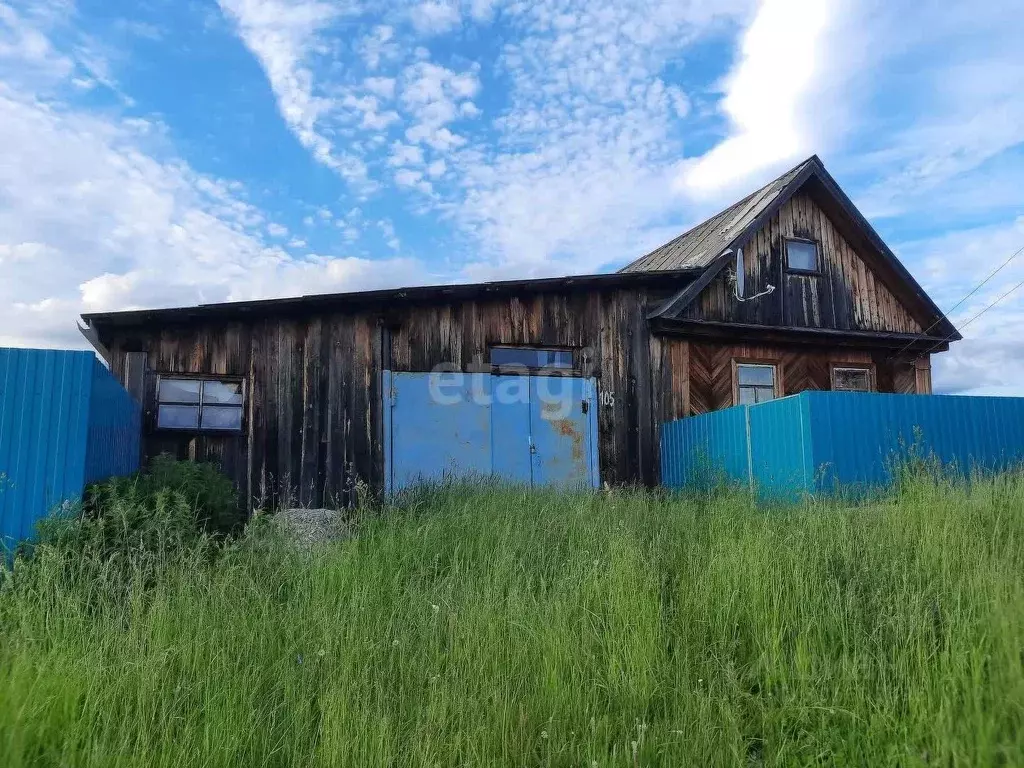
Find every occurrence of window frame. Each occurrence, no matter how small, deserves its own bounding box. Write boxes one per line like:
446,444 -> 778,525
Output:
830,364 -> 875,393
785,237 -> 821,275
155,374 -> 246,434
732,359 -> 781,406
488,345 -> 579,376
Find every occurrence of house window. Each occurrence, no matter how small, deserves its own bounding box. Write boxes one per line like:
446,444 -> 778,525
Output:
786,238 -> 819,272
736,363 -> 778,405
490,346 -> 574,370
832,367 -> 872,392
157,377 -> 244,432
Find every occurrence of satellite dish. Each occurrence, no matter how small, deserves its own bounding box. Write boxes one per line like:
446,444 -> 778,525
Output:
735,248 -> 745,298
725,246 -> 775,303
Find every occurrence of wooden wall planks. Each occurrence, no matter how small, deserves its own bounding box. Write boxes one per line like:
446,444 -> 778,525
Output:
102,279 -> 934,510
686,341 -> 924,416
104,286 -> 686,508
683,192 -> 924,335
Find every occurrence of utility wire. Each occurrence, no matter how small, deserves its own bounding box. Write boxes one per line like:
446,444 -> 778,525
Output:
918,275 -> 1024,358
890,242 -> 1024,361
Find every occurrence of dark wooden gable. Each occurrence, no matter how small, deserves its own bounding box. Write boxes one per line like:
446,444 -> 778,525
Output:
641,156 -> 959,343
678,190 -> 924,334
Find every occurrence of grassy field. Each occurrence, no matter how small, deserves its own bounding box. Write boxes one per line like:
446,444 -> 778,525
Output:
1,476 -> 1023,767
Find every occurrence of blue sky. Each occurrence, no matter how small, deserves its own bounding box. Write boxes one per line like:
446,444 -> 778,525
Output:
0,0 -> 1022,394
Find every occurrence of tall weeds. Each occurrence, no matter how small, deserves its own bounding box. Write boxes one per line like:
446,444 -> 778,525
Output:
1,474 -> 1021,766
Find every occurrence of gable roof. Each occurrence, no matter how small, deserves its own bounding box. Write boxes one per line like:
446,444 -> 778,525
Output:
621,157 -> 813,273
623,155 -> 960,341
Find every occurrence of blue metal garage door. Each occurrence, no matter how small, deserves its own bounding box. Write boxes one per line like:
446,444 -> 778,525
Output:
382,371 -> 599,493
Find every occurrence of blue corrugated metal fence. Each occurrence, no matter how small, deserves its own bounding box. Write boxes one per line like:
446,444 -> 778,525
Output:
0,348 -> 140,549
661,392 -> 1024,499
85,356 -> 142,485
660,405 -> 751,491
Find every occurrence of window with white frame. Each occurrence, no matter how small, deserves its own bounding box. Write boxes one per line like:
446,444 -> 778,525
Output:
832,367 -> 872,392
157,377 -> 244,431
736,363 -> 778,405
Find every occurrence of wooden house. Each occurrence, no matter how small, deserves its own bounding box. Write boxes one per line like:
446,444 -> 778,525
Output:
80,156 -> 959,509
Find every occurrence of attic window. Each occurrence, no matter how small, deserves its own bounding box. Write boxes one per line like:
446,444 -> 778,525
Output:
786,238 -> 819,273
157,377 -> 244,432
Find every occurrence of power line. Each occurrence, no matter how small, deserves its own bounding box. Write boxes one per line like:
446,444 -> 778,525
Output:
918,275 -> 1024,358
890,241 -> 1024,361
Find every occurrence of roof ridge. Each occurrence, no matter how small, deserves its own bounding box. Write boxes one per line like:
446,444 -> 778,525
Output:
620,155 -> 819,273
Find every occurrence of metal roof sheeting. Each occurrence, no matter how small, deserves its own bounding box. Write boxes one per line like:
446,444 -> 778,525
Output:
81,268 -> 703,329
620,157 -> 814,273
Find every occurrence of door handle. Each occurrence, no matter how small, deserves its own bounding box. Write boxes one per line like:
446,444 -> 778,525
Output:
581,400 -> 589,414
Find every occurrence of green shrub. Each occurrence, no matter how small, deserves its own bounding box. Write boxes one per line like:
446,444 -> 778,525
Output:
10,457 -> 238,577
35,484 -> 210,563
88,454 -> 242,535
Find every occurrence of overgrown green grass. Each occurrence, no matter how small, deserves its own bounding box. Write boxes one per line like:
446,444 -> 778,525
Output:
2,476 -> 1023,766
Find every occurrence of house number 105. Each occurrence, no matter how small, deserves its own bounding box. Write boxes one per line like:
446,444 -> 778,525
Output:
599,390 -> 615,407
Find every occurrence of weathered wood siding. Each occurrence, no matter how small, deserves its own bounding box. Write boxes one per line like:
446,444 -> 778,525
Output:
683,192 -> 924,334
685,341 -> 928,415
106,314 -> 382,510
100,275 -> 935,510
103,286 -> 686,510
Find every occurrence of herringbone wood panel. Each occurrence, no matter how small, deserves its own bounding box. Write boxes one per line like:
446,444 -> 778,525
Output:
687,342 -> 920,415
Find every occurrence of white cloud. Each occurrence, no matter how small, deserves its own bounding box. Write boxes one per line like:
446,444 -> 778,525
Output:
363,75 -> 396,99
342,92 -> 400,130
406,124 -> 466,152
410,0 -> 461,36
0,9 -> 441,348
356,24 -> 396,71
440,0 -> 753,276
680,0 -> 840,195
215,4 -> 481,192
0,85 -> 435,346
0,0 -> 133,100
216,0 -> 368,183
214,0 -> 741,273
227,253 -> 433,302
0,2 -> 74,83
377,218 -> 400,250
426,158 -> 446,178
843,7 -> 1024,221
467,0 -> 499,23
388,141 -> 424,167
0,85 -> 376,340
394,168 -> 432,194
399,59 -> 481,154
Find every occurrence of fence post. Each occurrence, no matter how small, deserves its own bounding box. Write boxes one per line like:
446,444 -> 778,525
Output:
744,405 -> 754,493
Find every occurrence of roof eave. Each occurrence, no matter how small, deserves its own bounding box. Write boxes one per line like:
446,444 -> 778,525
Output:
81,268 -> 704,330
650,316 -> 951,353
